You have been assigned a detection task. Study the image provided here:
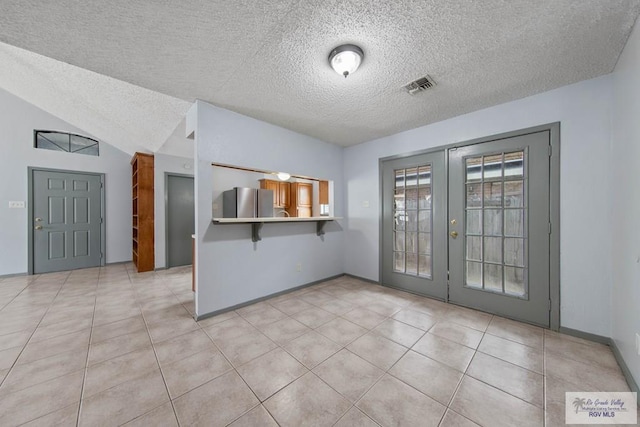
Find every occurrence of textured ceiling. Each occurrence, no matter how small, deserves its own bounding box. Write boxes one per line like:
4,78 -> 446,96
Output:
0,0 -> 639,149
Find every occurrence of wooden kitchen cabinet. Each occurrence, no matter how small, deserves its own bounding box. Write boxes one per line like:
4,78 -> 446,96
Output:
287,182 -> 313,218
259,179 -> 290,208
319,180 -> 329,204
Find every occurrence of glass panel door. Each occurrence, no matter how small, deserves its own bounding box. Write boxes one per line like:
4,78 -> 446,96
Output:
382,151 -> 446,299
448,131 -> 551,327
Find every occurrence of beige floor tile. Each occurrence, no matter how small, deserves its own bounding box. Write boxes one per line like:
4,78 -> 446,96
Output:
300,290 -> 335,306
315,298 -> 356,316
214,327 -> 277,366
29,318 -> 92,343
143,305 -> 192,325
0,370 -> 83,426
268,297 -> 315,316
544,332 -> 619,370
204,316 -> 256,342
347,333 -> 407,370
291,306 -> 336,328
357,374 -> 446,427
478,333 -> 543,373
429,322 -> 484,349
147,316 -> 199,343
0,368 -> 8,382
439,409 -> 480,427
366,299 -> 403,317
392,309 -> 438,331
373,318 -> 426,347
173,370 -> 259,427
196,310 -> 239,327
79,369 -> 169,426
334,407 -> 380,427
122,402 -> 177,427
228,404 -> 278,426
342,307 -> 386,330
162,348 -> 232,399
313,349 -> 384,402
264,372 -> 351,427
17,329 -> 90,365
237,348 -> 308,401
39,307 -> 94,327
87,330 -> 151,366
544,374 -> 596,405
83,346 -> 159,398
316,317 -> 368,346
0,330 -> 33,352
20,401 -> 79,427
240,305 -> 288,328
486,316 -> 543,349
408,298 -> 451,318
0,346 -> 22,370
153,329 -> 216,366
389,350 -> 463,405
445,305 -> 493,332
0,347 -> 87,395
90,315 -> 146,344
282,330 -> 342,369
467,352 -> 543,407
544,352 -> 629,392
450,376 -> 543,427
258,317 -> 310,345
235,301 -> 271,316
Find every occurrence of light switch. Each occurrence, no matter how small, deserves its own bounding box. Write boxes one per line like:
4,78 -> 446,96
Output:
362,201 -> 370,208
8,201 -> 25,208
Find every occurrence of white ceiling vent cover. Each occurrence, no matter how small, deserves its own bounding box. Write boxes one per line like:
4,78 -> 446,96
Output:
404,75 -> 437,95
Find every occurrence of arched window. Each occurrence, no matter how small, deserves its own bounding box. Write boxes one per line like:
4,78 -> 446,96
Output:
34,130 -> 99,156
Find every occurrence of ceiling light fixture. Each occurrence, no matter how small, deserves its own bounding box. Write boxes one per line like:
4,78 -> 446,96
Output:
328,44 -> 364,78
276,172 -> 291,181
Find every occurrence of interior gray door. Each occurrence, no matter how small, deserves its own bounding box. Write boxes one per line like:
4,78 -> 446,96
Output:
167,174 -> 195,268
381,151 -> 447,299
448,131 -> 551,327
32,170 -> 102,273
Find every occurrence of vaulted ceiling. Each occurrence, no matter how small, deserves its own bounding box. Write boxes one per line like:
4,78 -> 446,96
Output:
0,1 -> 638,155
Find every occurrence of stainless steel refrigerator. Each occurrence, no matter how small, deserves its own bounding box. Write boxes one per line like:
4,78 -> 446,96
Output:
222,187 -> 273,218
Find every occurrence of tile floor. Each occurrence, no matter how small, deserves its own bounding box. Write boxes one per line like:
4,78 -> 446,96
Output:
0,264 -> 636,426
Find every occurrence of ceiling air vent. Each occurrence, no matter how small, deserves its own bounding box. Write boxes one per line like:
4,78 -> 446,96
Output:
403,75 -> 436,95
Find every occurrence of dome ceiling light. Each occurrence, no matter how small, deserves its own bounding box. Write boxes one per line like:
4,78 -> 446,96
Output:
328,44 -> 364,78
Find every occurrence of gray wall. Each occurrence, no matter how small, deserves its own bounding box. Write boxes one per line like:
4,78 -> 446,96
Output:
193,101 -> 344,316
343,75 -> 614,338
611,19 -> 640,388
0,88 -> 131,275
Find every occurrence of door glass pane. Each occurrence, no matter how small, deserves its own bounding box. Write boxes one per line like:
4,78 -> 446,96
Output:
466,157 -> 482,182
484,264 -> 503,292
504,238 -> 524,267
406,253 -> 417,275
504,209 -> 524,237
483,182 -> 502,207
418,233 -> 431,255
419,255 -> 432,278
466,261 -> 482,288
462,149 -> 528,298
504,151 -> 524,177
394,252 -> 404,273
466,236 -> 482,261
393,164 -> 432,279
466,184 -> 482,208
504,181 -> 524,207
466,209 -> 481,235
484,209 -> 502,236
505,267 -> 525,296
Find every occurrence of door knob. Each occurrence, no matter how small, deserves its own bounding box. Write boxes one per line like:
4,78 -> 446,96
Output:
35,225 -> 43,230
450,231 -> 458,238
35,217 -> 42,222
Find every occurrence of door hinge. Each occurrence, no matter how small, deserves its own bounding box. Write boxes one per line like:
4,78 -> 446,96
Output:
548,222 -> 552,234
101,217 -> 104,224
548,145 -> 552,157
548,299 -> 552,311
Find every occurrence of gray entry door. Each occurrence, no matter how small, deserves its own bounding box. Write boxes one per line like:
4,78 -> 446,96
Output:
448,131 -> 551,327
381,151 -> 447,299
166,175 -> 194,268
32,170 -> 102,274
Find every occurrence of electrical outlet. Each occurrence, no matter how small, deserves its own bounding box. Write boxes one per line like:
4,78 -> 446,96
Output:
636,333 -> 640,356
296,263 -> 302,272
362,200 -> 370,208
8,201 -> 25,208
